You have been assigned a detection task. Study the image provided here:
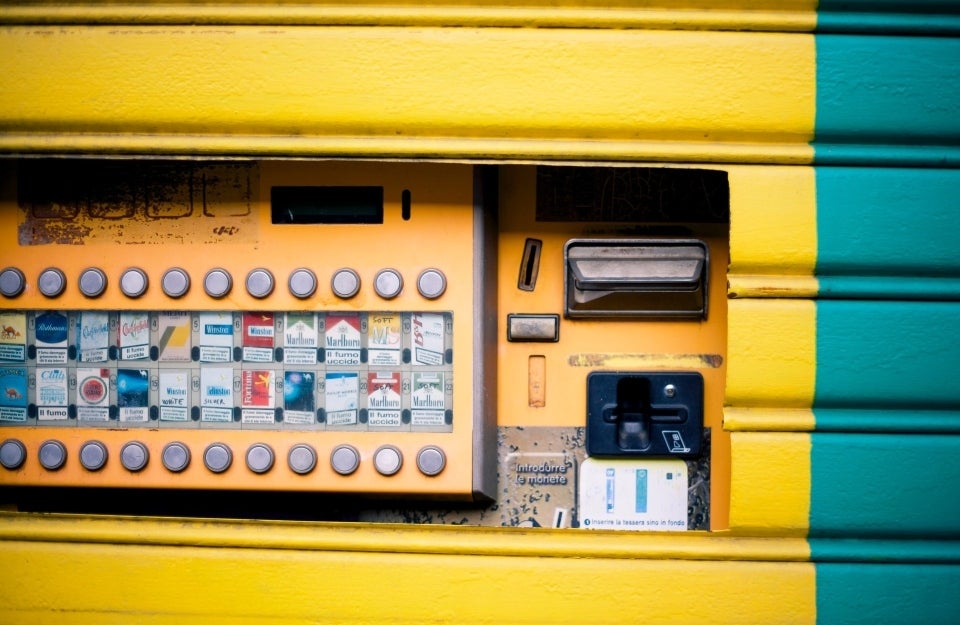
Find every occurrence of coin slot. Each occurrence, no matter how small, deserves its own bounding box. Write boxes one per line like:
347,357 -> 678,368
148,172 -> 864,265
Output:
518,238 -> 542,291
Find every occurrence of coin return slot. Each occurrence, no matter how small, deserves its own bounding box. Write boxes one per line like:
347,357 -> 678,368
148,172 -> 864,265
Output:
564,239 -> 708,319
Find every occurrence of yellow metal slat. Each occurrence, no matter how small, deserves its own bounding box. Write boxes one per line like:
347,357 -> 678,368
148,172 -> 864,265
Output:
0,513 -> 815,625
0,26 -> 815,162
729,432 -> 812,535
727,165 -> 818,298
0,1 -> 819,31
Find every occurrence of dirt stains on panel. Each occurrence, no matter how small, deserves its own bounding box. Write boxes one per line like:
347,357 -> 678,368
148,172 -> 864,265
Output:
17,160 -> 258,245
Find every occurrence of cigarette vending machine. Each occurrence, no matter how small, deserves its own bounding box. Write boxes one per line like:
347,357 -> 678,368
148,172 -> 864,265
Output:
0,159 -> 727,529
0,160 -> 497,501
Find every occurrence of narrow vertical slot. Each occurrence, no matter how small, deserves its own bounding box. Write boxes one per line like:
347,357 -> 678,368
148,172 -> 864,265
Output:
518,238 -> 542,291
401,189 -> 411,221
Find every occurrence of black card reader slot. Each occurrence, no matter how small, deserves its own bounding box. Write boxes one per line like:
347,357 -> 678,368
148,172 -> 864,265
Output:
587,372 -> 703,458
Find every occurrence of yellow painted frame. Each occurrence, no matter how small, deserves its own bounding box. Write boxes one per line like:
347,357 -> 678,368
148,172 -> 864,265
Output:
0,512 -> 816,625
0,8 -> 826,622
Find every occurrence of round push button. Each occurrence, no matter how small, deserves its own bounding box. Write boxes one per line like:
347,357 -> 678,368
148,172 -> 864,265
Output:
331,268 -> 361,299
162,442 -> 191,473
246,268 -> 275,299
161,268 -> 191,298
374,269 -> 403,299
120,268 -> 149,298
417,269 -> 447,299
416,446 -> 446,477
204,443 -> 233,473
330,444 -> 360,476
0,267 -> 25,298
204,268 -> 233,299
0,439 -> 26,470
78,268 -> 108,298
38,268 -> 67,298
79,440 -> 108,471
288,444 -> 317,475
373,445 -> 403,476
288,268 -> 318,299
38,440 -> 67,471
120,441 -> 149,472
246,443 -> 275,474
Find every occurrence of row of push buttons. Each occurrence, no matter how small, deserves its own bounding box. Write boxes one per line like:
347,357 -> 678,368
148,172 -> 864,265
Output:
0,266 -> 448,301
0,438 -> 446,477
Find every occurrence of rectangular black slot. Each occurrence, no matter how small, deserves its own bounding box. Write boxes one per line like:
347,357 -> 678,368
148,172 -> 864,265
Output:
271,186 -> 384,224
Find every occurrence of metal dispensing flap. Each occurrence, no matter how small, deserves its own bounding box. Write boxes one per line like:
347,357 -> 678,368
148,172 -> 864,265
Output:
564,239 -> 709,318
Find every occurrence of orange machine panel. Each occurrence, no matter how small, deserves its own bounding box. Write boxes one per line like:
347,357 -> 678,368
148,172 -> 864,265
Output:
0,160 -> 498,500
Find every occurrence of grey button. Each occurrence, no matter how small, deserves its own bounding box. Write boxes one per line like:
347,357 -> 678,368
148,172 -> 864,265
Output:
373,445 -> 402,476
0,439 -> 26,470
331,268 -> 361,299
288,268 -> 317,299
204,268 -> 233,298
204,443 -> 232,473
246,443 -> 275,474
38,268 -> 67,298
288,444 -> 317,475
506,314 -> 560,342
374,269 -> 403,299
416,446 -> 446,477
79,440 -> 108,471
330,444 -> 360,476
120,268 -> 149,298
246,268 -> 275,299
417,269 -> 447,299
162,442 -> 191,473
38,440 -> 67,471
0,267 -> 25,298
161,268 -> 190,298
78,267 -> 108,298
120,441 -> 149,472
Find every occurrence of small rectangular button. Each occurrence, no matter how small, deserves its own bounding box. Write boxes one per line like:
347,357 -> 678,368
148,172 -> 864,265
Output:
507,314 -> 560,342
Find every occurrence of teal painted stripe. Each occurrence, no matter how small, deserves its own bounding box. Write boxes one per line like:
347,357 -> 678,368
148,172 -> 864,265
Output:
817,277 -> 960,301
812,144 -> 960,167
817,1 -> 960,35
818,0 -> 960,11
816,563 -> 960,625
810,538 -> 960,563
814,409 -> 960,433
815,168 -> 960,287
818,13 -> 960,35
814,35 -> 960,165
810,433 -> 960,537
815,301 -> 960,409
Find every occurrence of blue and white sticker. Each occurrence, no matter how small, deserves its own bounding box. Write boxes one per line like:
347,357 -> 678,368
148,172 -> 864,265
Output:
579,458 -> 687,531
